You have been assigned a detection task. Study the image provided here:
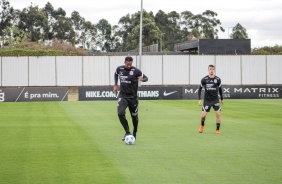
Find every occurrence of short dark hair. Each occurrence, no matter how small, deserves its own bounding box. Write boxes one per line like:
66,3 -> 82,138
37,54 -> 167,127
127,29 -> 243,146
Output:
125,56 -> 133,62
208,64 -> 215,68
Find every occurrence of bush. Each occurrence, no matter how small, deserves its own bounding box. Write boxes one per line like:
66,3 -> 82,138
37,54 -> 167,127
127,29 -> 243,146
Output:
0,49 -> 64,56
252,45 -> 282,55
0,40 -> 89,56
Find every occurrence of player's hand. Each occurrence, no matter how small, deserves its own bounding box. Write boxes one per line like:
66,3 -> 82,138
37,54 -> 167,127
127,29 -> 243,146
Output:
138,76 -> 143,81
198,100 -> 202,106
221,100 -> 224,105
113,85 -> 118,93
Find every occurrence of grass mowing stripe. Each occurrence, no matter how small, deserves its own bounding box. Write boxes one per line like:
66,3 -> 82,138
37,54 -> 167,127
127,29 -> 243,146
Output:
0,99 -> 281,184
0,102 -> 126,184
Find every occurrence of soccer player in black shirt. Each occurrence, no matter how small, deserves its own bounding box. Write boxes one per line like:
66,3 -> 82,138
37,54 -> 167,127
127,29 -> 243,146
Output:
113,56 -> 148,141
198,65 -> 224,134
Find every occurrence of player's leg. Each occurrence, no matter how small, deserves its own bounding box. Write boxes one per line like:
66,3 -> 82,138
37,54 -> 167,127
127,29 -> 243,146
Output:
128,98 -> 139,139
213,104 -> 221,134
117,98 -> 131,139
199,104 -> 210,133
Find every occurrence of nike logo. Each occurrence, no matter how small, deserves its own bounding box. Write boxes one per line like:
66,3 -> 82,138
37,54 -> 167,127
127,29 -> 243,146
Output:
163,91 -> 177,96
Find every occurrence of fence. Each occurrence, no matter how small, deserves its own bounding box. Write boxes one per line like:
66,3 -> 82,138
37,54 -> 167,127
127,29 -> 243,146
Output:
0,55 -> 281,87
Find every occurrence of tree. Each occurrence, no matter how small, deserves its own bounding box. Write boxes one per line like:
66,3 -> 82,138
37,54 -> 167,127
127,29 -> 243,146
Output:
155,10 -> 182,51
0,0 -> 14,35
230,23 -> 248,39
1,26 -> 27,47
70,11 -> 97,49
96,19 -> 121,52
0,0 -> 14,46
42,2 -> 55,40
53,17 -> 75,44
117,10 -> 161,51
80,20 -> 96,50
181,10 -> 225,39
117,13 -> 133,51
18,4 -> 48,42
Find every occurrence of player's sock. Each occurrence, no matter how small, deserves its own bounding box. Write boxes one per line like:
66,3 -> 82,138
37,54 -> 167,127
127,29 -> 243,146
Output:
201,121 -> 205,126
216,123 -> 220,130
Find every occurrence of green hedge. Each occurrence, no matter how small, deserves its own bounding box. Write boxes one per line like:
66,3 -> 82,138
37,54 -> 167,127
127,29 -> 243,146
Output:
0,49 -> 64,56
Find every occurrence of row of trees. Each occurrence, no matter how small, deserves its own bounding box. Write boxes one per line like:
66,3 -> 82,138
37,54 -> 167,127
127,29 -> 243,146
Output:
1,0 -> 249,52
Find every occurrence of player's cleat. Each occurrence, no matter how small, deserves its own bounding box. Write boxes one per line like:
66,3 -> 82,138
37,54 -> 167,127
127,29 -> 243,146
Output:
133,133 -> 136,140
121,133 -> 131,141
199,125 -> 204,133
216,130 -> 220,134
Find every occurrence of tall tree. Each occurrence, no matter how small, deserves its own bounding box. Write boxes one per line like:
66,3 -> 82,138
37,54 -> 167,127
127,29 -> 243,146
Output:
230,23 -> 248,39
117,13 -> 133,51
96,19 -> 121,52
118,10 -> 161,51
155,10 -> 182,51
70,11 -> 96,49
18,4 -> 48,42
200,10 -> 224,39
80,20 -> 96,50
181,10 -> 225,39
0,0 -> 14,38
42,2 -> 56,40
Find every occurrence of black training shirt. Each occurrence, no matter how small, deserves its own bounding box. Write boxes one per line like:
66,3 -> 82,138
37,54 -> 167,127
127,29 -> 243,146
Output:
198,75 -> 223,101
114,65 -> 148,98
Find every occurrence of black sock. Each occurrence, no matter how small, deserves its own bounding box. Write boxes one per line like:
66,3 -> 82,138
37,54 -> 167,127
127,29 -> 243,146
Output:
216,123 -> 220,130
201,121 -> 205,126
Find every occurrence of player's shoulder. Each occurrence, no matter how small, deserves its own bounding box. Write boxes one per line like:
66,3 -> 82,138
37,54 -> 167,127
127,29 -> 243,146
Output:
202,75 -> 209,80
130,66 -> 139,70
214,75 -> 221,80
116,65 -> 125,70
130,66 -> 142,73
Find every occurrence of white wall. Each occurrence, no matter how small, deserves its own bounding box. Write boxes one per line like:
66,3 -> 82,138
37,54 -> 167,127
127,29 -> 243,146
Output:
83,56 -> 110,86
163,55 -> 190,85
241,55 -> 266,85
56,56 -> 83,86
190,55 -> 215,84
0,55 -> 281,86
216,56 -> 241,85
267,55 -> 282,84
140,55 -> 163,85
29,56 -> 56,86
2,57 -> 28,86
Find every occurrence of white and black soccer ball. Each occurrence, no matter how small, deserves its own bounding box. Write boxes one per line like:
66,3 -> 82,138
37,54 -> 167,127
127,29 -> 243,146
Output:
124,135 -> 135,145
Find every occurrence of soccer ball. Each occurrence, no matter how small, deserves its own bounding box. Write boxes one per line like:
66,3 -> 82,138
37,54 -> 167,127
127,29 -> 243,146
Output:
124,135 -> 135,145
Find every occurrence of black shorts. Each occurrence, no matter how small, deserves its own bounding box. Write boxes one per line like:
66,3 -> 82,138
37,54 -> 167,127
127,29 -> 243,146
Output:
117,97 -> 139,116
202,100 -> 221,112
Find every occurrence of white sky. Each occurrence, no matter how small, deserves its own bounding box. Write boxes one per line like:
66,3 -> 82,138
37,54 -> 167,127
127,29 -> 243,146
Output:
7,0 -> 282,48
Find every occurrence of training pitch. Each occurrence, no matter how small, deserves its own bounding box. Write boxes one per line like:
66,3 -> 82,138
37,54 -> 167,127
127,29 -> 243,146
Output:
0,99 -> 281,184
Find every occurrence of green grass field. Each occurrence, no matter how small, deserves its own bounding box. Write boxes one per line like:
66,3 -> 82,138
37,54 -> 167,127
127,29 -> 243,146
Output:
0,100 -> 281,184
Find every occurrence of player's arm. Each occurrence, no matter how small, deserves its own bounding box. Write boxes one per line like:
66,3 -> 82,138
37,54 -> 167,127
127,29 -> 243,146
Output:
198,85 -> 203,106
218,84 -> 224,105
198,78 -> 205,106
113,71 -> 119,93
138,72 -> 148,82
218,79 -> 224,105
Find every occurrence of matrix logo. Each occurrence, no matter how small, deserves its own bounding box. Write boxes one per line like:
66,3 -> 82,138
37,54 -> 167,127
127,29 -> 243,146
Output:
0,90 -> 5,102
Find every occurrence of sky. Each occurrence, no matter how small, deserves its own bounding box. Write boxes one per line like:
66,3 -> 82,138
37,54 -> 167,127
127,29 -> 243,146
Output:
7,0 -> 282,48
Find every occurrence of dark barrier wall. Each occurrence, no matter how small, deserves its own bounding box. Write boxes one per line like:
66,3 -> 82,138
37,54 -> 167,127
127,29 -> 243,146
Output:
79,85 -> 282,101
79,86 -> 182,100
0,87 -> 68,102
183,85 -> 282,99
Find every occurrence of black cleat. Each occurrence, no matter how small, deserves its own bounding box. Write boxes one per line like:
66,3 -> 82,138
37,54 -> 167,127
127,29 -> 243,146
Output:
133,134 -> 136,140
121,133 -> 131,141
